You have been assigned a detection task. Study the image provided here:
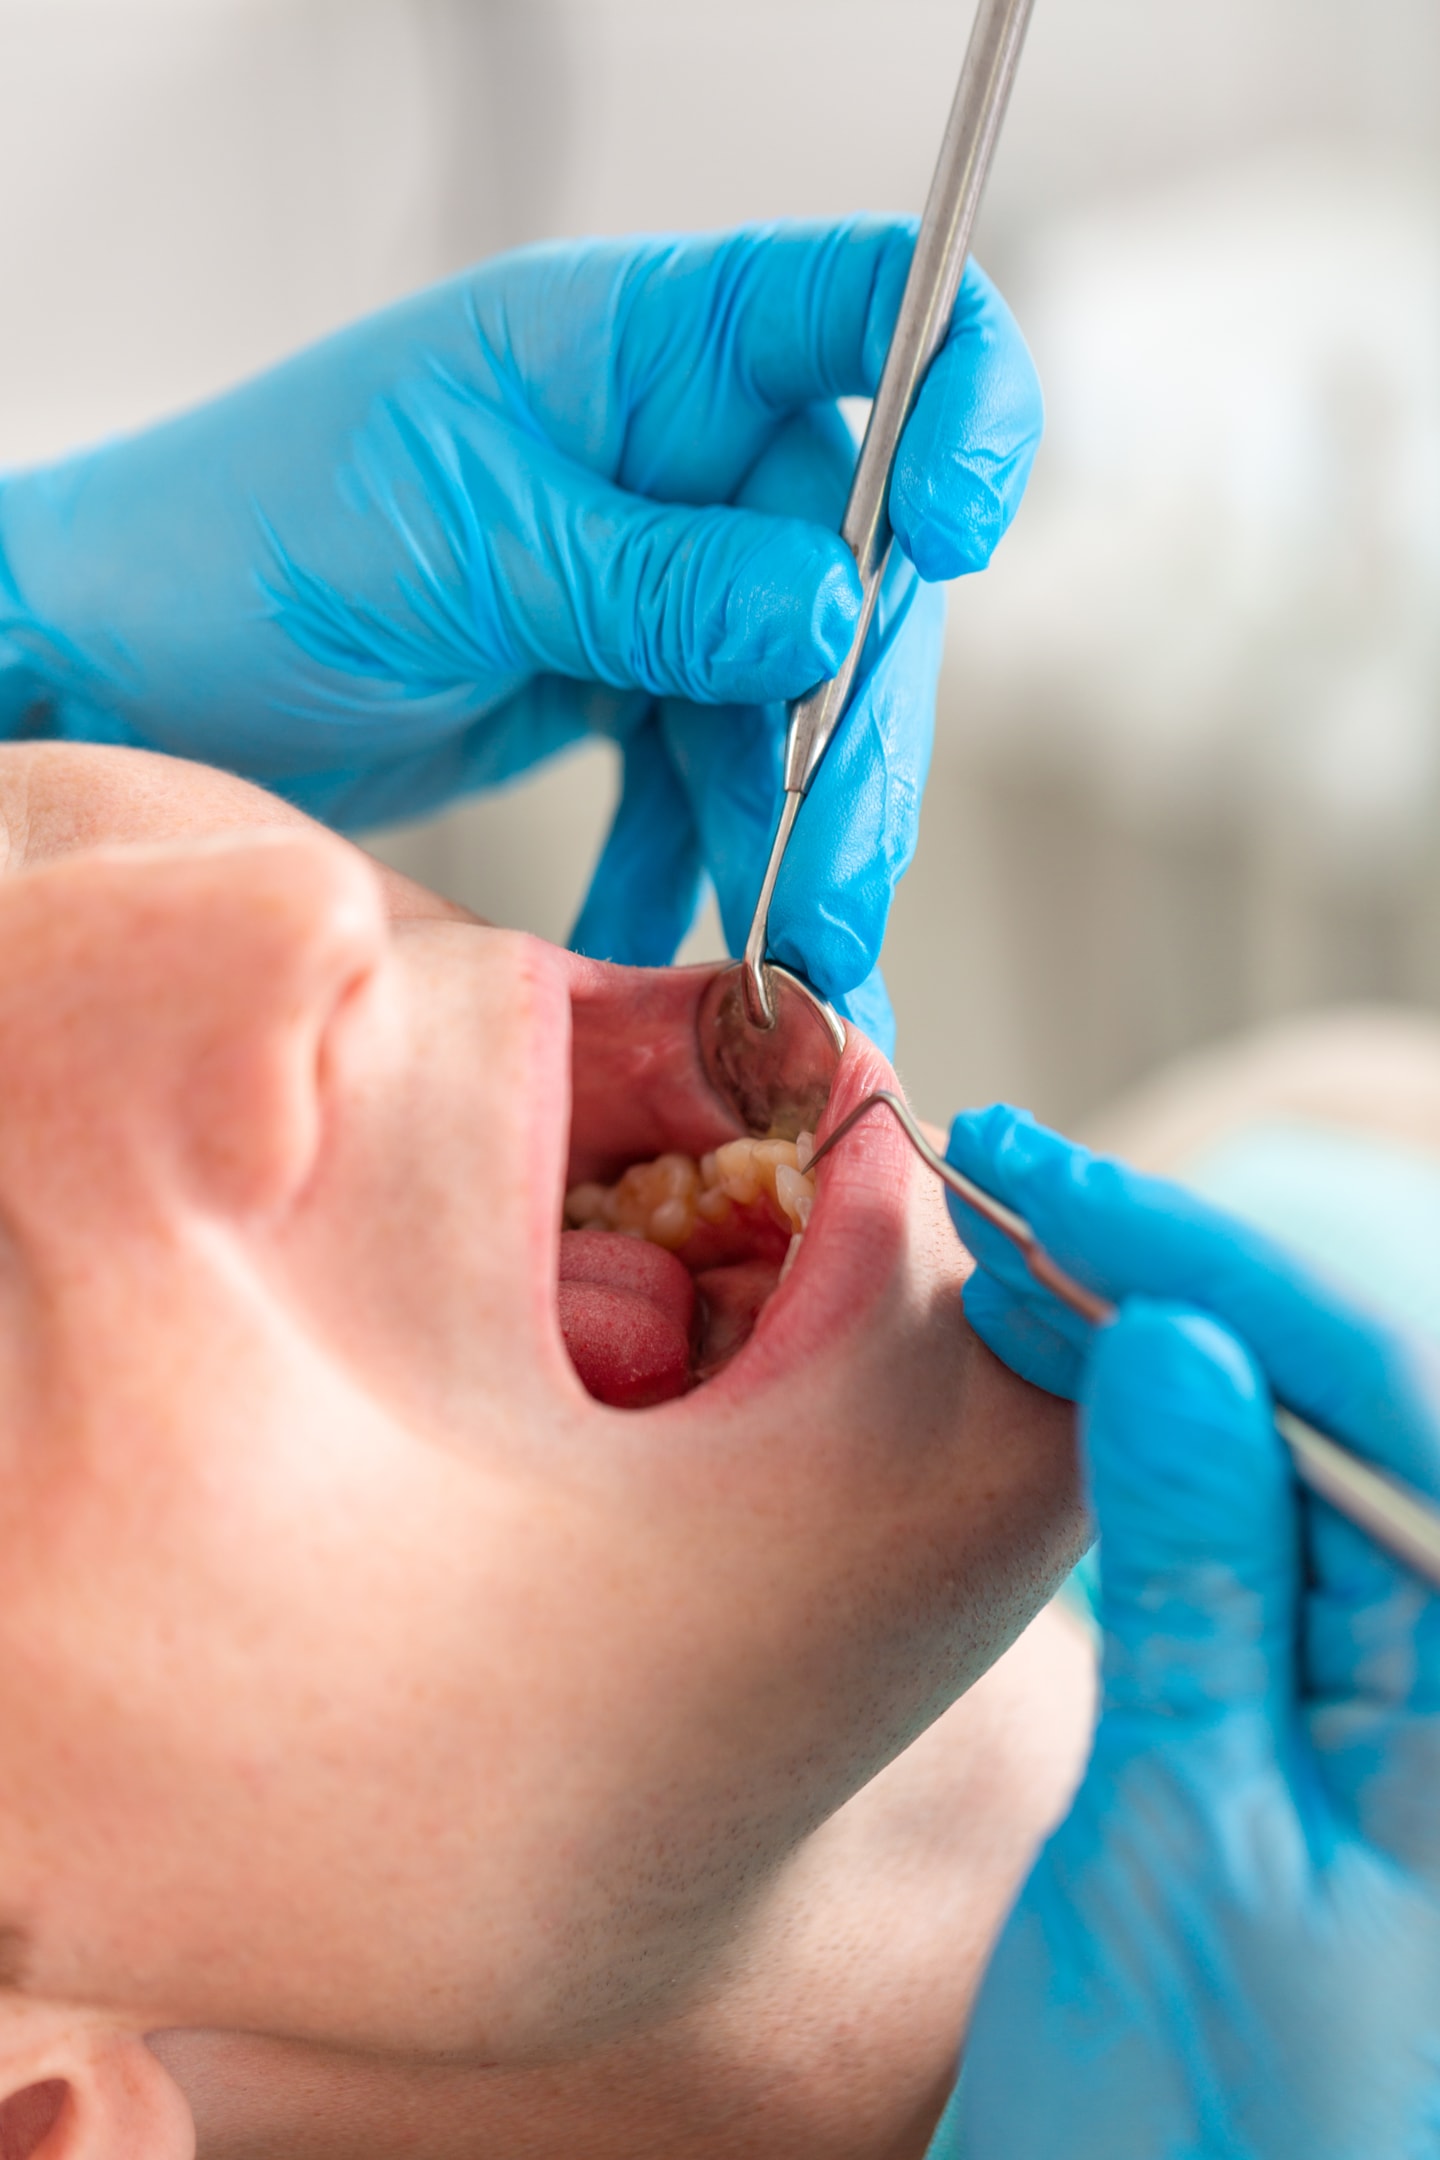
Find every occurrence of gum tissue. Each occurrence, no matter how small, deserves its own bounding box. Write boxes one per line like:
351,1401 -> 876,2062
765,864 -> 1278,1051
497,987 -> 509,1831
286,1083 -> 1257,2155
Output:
565,1132 -> 816,1251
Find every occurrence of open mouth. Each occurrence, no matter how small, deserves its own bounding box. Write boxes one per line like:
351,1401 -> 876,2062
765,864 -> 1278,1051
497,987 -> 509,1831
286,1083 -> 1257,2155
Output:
561,1132 -> 816,1406
552,956 -> 912,1412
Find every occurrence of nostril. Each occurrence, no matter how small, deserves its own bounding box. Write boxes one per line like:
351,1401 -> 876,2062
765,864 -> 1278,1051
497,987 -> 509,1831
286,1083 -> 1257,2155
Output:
0,2078 -> 68,2159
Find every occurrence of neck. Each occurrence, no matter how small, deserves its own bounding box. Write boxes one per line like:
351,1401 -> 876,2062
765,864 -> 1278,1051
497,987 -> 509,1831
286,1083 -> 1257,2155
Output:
154,1605 -> 1092,2160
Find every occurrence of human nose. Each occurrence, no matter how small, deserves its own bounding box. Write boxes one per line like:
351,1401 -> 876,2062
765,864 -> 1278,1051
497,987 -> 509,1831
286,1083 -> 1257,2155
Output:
0,827 -> 386,1225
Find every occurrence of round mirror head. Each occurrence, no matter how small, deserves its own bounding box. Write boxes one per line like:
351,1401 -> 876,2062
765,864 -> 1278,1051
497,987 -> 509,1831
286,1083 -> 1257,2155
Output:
696,962 -> 847,1139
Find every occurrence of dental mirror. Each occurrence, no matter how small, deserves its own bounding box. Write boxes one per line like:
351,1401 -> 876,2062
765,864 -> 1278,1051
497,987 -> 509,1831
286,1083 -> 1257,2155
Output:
697,962 -> 846,1141
692,0 -> 1036,1139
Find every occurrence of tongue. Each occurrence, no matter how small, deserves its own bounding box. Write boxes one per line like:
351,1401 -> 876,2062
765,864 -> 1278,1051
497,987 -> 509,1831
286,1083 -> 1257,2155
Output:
558,1231 -> 696,1409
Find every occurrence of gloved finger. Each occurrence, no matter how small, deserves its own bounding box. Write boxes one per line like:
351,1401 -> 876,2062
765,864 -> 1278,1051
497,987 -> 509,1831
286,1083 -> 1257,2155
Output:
828,964 -> 896,1058
1298,1395 -> 1440,1847
597,220 -> 998,430
945,1103 -> 1440,1503
658,691 -> 784,960
528,455 -> 863,708
1086,1301 -> 1298,1735
889,264 -> 1044,581
961,1266 -> 1087,1403
945,1105 -> 1097,1401
605,226 -> 1041,571
654,405 -> 856,984
765,561 -> 943,1006
332,388 -> 865,712
653,393 -> 940,1023
660,671 -> 901,1064
1303,1511 -> 1440,1874
1304,1499 -> 1440,1708
731,398 -> 856,530
569,713 -> 705,967
654,403 -> 933,1024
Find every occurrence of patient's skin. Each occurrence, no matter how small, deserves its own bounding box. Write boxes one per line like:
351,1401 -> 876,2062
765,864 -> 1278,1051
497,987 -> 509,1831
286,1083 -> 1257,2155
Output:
0,745 -> 1092,2160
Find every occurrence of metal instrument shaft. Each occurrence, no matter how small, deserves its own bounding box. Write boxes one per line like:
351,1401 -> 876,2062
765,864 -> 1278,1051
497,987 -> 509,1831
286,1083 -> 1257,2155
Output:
740,0 -> 1037,1029
809,1090 -> 1440,1596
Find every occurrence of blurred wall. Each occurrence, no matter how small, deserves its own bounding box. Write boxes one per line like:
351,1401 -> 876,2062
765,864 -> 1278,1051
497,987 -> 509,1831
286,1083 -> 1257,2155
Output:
4,0 -> 1438,1123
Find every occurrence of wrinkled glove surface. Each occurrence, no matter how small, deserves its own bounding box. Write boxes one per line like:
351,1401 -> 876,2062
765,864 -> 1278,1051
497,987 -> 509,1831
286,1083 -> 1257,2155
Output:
930,1109 -> 1440,2160
0,224 -> 1041,1047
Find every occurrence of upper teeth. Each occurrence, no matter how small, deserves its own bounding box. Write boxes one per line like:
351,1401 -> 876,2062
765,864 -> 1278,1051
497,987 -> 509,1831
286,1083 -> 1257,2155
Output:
565,1132 -> 818,1249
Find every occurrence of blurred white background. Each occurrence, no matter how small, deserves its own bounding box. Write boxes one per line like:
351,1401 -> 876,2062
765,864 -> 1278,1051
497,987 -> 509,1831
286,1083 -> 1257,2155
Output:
3,0 -> 1438,1123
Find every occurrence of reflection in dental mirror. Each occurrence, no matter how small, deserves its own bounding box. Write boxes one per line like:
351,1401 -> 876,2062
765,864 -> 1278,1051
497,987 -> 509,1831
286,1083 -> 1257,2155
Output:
560,1138 -> 818,1405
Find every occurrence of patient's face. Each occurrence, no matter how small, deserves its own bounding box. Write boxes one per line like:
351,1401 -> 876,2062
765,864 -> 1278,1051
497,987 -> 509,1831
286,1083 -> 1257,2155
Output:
0,746 -> 1081,2064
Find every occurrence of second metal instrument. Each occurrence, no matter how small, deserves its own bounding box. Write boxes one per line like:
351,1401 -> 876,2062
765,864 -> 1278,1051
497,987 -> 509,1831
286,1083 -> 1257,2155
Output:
699,0 -> 1037,1139
809,1090 -> 1440,1599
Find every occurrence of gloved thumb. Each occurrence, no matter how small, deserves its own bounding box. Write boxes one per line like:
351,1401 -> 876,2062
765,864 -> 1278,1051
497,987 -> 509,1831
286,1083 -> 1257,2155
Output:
824,962 -> 896,1056
1086,1301 -> 1299,1732
569,712 -> 705,966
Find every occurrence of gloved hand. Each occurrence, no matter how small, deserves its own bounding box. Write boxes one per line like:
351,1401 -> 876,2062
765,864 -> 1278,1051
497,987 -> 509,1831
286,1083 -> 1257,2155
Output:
930,1108 -> 1440,2160
0,224 -> 1041,1047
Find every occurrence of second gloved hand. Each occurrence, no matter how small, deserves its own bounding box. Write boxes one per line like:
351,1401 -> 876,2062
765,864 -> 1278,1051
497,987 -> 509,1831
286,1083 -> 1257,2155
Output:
930,1111 -> 1440,2160
0,224 -> 1041,1045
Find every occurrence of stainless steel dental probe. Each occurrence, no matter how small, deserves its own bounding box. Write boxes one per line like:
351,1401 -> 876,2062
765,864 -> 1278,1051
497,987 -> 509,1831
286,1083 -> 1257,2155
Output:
737,0 -> 1035,1035
696,0 -> 1038,1147
809,1091 -> 1440,1597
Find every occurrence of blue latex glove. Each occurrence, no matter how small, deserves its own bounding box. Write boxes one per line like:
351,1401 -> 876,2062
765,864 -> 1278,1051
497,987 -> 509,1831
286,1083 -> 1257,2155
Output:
572,514 -> 945,1049
929,1108 -> 1440,2160
0,224 -> 1041,1046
